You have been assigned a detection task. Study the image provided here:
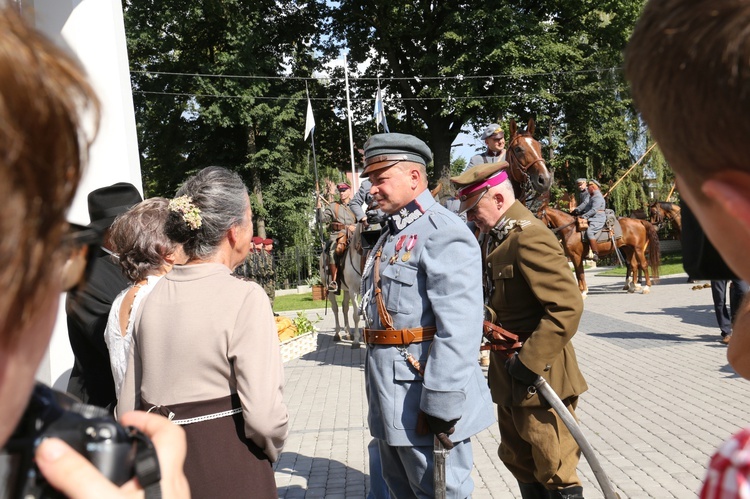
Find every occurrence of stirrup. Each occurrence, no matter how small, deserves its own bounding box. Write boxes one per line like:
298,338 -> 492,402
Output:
328,281 -> 338,292
591,253 -> 599,262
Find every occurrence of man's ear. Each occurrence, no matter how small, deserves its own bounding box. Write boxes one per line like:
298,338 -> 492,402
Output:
703,171 -> 750,233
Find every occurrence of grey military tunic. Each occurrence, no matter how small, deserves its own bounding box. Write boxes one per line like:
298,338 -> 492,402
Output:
362,189 -> 495,447
468,150 -> 506,169
578,189 -> 606,237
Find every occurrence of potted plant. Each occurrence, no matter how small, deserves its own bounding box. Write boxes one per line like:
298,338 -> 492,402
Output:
306,273 -> 326,301
279,312 -> 322,362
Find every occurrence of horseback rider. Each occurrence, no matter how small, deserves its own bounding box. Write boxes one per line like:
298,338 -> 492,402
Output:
572,179 -> 606,261
467,123 -> 507,169
575,178 -> 590,208
320,183 -> 357,291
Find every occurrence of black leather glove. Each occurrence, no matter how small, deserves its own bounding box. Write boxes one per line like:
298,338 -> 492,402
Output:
505,353 -> 539,386
425,414 -> 458,450
570,209 -> 579,216
366,210 -> 385,225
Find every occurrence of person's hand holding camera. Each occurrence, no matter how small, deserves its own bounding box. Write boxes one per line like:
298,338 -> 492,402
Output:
36,411 -> 190,498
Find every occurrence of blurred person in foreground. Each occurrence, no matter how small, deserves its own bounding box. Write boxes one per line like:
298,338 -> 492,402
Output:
66,181 -> 142,411
360,133 -> 494,498
118,166 -> 288,498
452,162 -> 586,499
625,1 -> 750,497
0,6 -> 188,497
105,197 -> 185,398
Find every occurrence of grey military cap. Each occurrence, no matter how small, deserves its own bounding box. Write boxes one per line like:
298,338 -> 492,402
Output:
480,124 -> 504,140
361,133 -> 432,178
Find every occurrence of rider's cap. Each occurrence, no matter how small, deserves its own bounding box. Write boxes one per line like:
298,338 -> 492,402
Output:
576,178 -> 587,184
480,124 -> 504,140
587,179 -> 601,188
336,183 -> 350,192
450,161 -> 510,214
361,133 -> 432,178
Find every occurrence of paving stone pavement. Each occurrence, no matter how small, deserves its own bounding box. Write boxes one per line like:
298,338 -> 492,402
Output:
274,269 -> 750,498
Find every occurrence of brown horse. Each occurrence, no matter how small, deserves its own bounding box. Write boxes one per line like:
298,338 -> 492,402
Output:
649,201 -> 682,237
506,118 -> 553,202
536,204 -> 660,297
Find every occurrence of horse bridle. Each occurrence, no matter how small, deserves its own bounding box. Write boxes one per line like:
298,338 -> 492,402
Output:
506,134 -> 548,204
539,207 -> 575,234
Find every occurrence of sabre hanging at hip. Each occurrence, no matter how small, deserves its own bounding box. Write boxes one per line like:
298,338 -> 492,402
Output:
533,376 -> 620,499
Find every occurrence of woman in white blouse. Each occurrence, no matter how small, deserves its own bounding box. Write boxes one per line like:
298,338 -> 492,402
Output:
105,197 -> 183,396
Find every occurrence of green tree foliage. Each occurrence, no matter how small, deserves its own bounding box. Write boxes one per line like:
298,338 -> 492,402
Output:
329,0 -> 650,214
124,0 -> 334,249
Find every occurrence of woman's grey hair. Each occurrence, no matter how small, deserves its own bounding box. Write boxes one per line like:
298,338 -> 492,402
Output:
165,166 -> 249,259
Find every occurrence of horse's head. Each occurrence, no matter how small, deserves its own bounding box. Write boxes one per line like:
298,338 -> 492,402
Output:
648,202 -> 664,224
506,118 -> 553,198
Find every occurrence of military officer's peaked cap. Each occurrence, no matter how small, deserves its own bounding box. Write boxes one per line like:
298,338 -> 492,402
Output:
361,133 -> 432,178
336,183 -> 351,191
587,179 -> 601,188
450,161 -> 510,214
480,124 -> 504,140
575,178 -> 587,184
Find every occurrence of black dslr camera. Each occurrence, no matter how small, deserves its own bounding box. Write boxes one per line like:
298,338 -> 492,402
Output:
0,384 -> 160,499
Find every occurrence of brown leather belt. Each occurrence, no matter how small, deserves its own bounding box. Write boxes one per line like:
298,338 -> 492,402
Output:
480,320 -> 527,358
330,222 -> 344,231
364,326 -> 437,345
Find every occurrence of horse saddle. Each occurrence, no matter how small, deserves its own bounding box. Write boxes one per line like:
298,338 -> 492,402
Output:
591,210 -> 623,242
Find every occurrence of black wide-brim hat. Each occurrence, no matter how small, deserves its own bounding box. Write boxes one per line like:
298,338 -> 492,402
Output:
87,182 -> 143,231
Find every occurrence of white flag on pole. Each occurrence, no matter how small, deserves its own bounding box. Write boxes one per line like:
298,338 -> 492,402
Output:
373,86 -> 389,133
304,96 -> 315,141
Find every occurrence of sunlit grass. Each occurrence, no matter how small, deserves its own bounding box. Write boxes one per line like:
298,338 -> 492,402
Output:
597,254 -> 684,277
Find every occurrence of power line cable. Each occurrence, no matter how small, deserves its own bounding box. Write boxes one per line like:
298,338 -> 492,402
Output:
130,66 -> 622,82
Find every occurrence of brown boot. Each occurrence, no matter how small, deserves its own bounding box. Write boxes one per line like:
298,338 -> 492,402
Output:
588,238 -> 600,261
328,263 -> 338,292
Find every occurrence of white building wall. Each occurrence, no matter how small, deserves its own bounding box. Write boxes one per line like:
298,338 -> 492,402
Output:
27,0 -> 142,389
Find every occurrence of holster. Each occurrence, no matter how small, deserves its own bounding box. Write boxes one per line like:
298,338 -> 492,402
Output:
481,320 -> 524,358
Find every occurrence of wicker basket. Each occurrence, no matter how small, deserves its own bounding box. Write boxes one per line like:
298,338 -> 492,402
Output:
280,331 -> 318,363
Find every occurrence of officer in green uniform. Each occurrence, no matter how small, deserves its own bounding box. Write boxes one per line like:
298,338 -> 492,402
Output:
451,162 -> 587,499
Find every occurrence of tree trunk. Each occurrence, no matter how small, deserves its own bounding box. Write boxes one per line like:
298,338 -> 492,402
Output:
428,126 -> 460,187
247,127 -> 266,239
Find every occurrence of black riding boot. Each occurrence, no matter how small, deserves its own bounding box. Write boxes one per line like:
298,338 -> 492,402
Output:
547,485 -> 584,499
518,482 -> 549,499
588,238 -> 600,261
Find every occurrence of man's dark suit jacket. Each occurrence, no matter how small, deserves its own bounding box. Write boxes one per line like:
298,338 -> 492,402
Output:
66,248 -> 128,410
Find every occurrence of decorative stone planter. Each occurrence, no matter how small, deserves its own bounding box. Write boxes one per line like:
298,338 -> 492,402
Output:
280,331 -> 318,363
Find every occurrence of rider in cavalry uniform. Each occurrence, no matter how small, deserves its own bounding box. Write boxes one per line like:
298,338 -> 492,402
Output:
574,177 -> 590,208
451,162 -> 587,499
320,183 -> 356,292
360,133 -> 494,498
572,179 -> 606,260
468,123 -> 507,169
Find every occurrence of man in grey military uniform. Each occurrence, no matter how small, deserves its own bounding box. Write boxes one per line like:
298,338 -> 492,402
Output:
572,178 -> 589,209
575,179 -> 607,260
350,178 -> 386,228
468,123 -> 506,168
360,132 -> 495,498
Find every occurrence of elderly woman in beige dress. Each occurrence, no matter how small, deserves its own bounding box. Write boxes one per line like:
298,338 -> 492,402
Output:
118,166 -> 288,498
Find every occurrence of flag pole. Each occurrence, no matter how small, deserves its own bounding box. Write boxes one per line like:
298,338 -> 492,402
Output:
344,52 -> 358,187
306,83 -> 324,245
